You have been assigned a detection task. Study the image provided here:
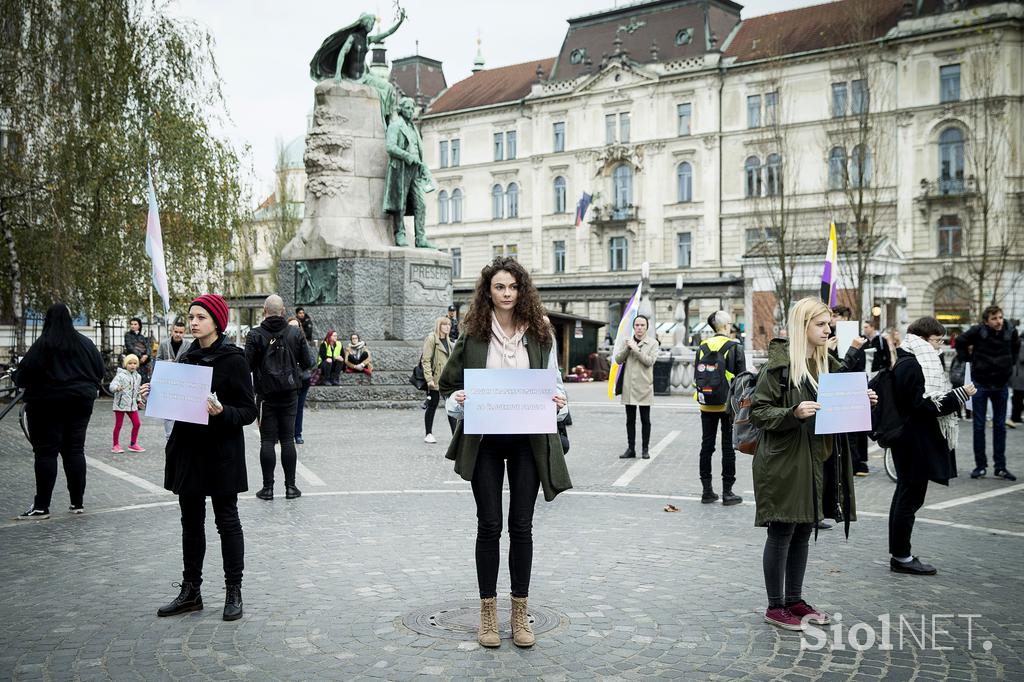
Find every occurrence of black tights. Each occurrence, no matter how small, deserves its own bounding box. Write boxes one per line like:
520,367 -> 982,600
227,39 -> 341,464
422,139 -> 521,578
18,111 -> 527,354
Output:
27,401 -> 92,510
424,390 -> 456,436
762,522 -> 813,608
471,435 -> 540,599
259,397 -> 297,487
624,404 -> 651,450
179,494 -> 244,587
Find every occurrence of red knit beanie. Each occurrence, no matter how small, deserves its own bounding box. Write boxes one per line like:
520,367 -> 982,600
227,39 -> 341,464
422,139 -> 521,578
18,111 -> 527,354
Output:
190,294 -> 229,333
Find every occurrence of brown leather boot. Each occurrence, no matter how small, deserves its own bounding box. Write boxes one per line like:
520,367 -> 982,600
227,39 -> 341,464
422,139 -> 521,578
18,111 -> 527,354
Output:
478,597 -> 500,648
510,595 -> 535,647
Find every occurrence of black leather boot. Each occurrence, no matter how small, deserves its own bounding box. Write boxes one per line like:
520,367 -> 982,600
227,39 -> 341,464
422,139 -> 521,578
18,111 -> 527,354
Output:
721,485 -> 743,506
157,581 -> 203,617
641,446 -> 650,459
285,484 -> 302,499
701,480 -> 719,504
619,447 -> 636,459
256,486 -> 273,501
223,584 -> 243,621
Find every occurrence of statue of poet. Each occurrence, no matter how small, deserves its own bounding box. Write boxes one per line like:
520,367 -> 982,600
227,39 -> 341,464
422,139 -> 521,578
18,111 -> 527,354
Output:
384,97 -> 435,248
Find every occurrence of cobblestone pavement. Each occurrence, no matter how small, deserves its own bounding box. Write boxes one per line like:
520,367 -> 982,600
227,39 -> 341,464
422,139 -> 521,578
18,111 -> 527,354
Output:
1,385 -> 1022,681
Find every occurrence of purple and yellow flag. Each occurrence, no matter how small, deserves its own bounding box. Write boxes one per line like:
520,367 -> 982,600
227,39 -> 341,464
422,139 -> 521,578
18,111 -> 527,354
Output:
819,222 -> 838,307
607,281 -> 643,400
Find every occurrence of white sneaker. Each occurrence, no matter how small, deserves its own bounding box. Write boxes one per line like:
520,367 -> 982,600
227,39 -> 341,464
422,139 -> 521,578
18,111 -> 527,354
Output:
424,434 -> 437,444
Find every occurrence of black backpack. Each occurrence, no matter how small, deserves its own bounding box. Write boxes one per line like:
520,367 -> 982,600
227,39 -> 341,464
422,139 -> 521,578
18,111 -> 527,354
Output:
259,331 -> 299,395
868,356 -> 911,448
695,340 -> 736,406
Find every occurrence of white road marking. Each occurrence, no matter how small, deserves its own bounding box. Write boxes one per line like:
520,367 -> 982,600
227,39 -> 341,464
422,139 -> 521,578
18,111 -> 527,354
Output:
612,430 -> 681,487
84,456 -> 170,495
923,483 -> 1024,510
3,489 -> 1021,538
294,460 -> 326,487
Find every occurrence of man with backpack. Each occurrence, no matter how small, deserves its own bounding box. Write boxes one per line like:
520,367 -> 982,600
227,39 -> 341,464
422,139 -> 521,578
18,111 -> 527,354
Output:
245,295 -> 314,501
694,311 -> 746,505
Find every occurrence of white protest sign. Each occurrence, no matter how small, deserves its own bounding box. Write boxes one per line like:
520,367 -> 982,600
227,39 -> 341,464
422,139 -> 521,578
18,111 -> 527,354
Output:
815,372 -> 872,435
964,362 -> 972,387
145,360 -> 213,425
464,369 -> 557,435
836,320 -> 860,357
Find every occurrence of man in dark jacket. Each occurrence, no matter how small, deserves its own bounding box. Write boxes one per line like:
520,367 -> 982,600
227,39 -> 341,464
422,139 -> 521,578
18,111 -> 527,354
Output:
955,306 -> 1020,480
447,305 -> 460,341
246,295 -> 313,501
864,320 -> 891,372
124,317 -> 152,381
295,307 -> 314,344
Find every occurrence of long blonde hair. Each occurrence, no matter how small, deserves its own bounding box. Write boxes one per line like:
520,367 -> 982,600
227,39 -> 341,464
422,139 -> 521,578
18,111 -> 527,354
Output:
433,316 -> 450,340
787,297 -> 831,391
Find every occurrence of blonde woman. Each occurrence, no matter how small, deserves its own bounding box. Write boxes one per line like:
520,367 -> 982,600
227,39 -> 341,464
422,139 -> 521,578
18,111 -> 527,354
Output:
751,297 -> 878,630
421,316 -> 454,443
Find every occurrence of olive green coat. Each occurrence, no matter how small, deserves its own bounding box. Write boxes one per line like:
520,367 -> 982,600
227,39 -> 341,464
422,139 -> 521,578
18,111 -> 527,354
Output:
751,339 -> 858,530
438,333 -> 572,502
420,331 -> 450,389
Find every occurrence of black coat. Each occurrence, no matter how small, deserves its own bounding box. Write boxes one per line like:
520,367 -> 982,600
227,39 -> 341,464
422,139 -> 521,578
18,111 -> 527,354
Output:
164,336 -> 257,496
244,316 -> 312,398
16,333 -> 103,406
954,323 -> 1020,387
889,349 -> 961,485
867,334 -> 890,372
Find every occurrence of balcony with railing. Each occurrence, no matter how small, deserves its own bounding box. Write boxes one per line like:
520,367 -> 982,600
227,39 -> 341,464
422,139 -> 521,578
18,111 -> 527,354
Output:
919,176 -> 977,199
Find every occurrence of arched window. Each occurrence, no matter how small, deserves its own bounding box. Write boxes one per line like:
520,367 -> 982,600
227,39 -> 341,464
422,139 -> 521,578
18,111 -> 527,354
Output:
506,183 -> 519,218
765,153 -> 781,196
491,184 -> 504,219
849,144 -> 872,188
437,190 -> 449,224
554,176 -> 566,213
828,147 -> 847,190
450,189 -> 462,223
744,156 -> 761,198
613,164 -> 633,219
938,127 -> 964,194
676,162 -> 692,203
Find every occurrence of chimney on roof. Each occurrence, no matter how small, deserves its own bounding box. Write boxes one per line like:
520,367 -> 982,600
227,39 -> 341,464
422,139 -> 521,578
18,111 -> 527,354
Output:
535,63 -> 545,83
472,35 -> 485,73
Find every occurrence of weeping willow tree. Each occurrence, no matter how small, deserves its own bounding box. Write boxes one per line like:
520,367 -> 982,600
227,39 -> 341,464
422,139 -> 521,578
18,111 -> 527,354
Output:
0,0 -> 244,350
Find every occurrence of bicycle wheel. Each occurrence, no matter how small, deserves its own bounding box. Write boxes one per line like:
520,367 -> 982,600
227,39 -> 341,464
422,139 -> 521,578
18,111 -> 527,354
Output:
884,448 -> 898,482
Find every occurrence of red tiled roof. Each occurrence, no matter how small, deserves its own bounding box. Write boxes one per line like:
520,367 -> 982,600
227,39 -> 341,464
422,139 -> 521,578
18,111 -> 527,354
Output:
725,0 -> 905,63
390,56 -> 448,103
427,58 -> 555,115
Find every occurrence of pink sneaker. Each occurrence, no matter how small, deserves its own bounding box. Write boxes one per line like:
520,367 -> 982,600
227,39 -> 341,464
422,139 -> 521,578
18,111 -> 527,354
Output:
787,600 -> 831,625
111,445 -> 125,454
127,444 -> 146,453
764,607 -> 804,631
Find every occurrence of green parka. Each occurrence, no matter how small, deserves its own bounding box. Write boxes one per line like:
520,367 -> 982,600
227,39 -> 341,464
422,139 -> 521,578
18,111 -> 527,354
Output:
750,339 -> 860,532
438,332 -> 572,502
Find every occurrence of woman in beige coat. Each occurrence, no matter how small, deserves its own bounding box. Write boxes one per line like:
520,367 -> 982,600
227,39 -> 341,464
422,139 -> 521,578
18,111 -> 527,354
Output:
421,316 -> 454,443
615,314 -> 660,459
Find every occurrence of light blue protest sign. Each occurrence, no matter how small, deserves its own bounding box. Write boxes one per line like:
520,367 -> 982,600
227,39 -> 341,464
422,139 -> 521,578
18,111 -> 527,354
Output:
464,369 -> 558,435
814,372 -> 871,435
145,360 -> 213,425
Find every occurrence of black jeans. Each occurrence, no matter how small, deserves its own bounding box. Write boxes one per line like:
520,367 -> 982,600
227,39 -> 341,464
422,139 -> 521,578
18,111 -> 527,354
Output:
1011,388 -> 1023,424
624,404 -> 651,450
179,494 -> 244,587
424,390 -> 456,436
258,394 -> 298,487
762,522 -> 813,608
699,411 -> 736,485
27,401 -> 92,510
471,435 -> 540,599
853,433 -> 869,472
888,478 -> 928,557
294,381 -> 310,438
972,384 -> 1008,469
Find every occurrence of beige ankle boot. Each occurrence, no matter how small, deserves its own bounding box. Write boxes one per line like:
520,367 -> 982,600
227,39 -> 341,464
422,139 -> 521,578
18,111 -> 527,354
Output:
510,595 -> 535,647
478,597 -> 500,648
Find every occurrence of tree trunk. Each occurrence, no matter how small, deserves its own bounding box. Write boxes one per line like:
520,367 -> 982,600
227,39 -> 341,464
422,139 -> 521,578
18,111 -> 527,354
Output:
1,200 -> 25,354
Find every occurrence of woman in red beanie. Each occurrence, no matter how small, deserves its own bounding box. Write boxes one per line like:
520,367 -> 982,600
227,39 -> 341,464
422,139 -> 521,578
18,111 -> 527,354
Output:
143,294 -> 257,621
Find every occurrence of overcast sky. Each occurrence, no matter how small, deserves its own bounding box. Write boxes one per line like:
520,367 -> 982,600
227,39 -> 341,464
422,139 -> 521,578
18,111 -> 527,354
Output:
168,0 -> 819,197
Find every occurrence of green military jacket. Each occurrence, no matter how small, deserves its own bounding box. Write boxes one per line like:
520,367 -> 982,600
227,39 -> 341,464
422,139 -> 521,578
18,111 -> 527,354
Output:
750,338 -> 858,532
438,332 -> 572,502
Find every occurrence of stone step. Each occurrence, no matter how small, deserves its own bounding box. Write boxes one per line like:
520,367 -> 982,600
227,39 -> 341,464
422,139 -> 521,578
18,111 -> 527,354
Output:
307,399 -> 423,410
307,383 -> 426,404
315,370 -> 414,386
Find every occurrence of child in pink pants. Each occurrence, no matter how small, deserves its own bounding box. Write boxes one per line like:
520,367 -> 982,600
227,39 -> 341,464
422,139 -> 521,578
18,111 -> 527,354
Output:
110,354 -> 145,453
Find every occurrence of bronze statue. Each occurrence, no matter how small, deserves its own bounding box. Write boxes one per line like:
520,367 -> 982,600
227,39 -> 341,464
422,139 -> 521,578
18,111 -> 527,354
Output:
383,97 -> 435,248
309,11 -> 404,124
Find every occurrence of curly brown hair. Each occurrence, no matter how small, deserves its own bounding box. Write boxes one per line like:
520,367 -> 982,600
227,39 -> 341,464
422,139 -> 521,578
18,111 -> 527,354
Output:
462,257 -> 552,343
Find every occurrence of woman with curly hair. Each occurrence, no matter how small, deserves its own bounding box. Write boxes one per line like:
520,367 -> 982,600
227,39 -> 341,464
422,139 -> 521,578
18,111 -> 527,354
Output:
439,257 -> 572,649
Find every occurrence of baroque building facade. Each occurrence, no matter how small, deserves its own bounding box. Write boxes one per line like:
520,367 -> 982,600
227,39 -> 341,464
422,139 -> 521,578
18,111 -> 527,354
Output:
419,0 -> 1023,349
